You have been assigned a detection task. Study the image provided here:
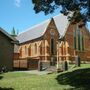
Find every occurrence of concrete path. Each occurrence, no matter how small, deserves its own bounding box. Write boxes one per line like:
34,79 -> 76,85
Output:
16,70 -> 52,75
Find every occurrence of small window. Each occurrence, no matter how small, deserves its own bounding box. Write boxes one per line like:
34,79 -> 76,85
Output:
25,46 -> 28,55
40,46 -> 42,55
28,46 -> 31,56
35,43 -> 37,54
19,48 -> 22,57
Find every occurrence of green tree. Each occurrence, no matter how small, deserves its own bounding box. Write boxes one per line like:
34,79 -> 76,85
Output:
11,27 -> 17,37
32,0 -> 90,22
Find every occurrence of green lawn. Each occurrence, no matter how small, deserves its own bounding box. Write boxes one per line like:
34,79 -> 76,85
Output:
0,64 -> 90,90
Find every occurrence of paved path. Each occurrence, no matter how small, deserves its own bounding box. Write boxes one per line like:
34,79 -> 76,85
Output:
16,70 -> 52,75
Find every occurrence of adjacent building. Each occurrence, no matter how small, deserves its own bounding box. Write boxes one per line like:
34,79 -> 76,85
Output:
0,27 -> 17,71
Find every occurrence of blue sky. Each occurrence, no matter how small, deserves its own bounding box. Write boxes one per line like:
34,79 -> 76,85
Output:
0,0 -> 90,34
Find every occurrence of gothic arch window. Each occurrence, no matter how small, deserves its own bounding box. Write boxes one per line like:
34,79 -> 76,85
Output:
40,42 -> 42,55
73,25 -> 84,51
28,45 -> 31,56
35,43 -> 37,54
51,38 -> 55,55
82,35 -> 84,51
19,47 -> 22,57
74,29 -> 77,49
25,46 -> 28,55
78,30 -> 81,50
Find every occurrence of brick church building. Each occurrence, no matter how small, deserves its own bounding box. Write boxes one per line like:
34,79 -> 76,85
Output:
14,12 -> 90,70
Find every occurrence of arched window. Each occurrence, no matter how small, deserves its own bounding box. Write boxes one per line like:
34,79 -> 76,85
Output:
78,30 -> 81,50
74,29 -> 77,49
35,43 -> 37,54
40,43 -> 42,55
73,25 -> 84,51
82,35 -> 84,51
25,46 -> 28,55
51,38 -> 54,54
28,45 -> 31,56
19,47 -> 22,57
46,46 -> 49,54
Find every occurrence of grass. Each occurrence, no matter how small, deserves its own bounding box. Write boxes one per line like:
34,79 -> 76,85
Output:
0,64 -> 90,90
0,72 -> 72,90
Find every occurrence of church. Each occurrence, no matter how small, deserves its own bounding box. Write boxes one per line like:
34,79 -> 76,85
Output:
14,12 -> 90,70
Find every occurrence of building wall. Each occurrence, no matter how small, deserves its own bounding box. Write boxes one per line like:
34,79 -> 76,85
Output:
14,21 -> 90,69
0,32 -> 14,71
58,22 -> 90,63
18,19 -> 59,62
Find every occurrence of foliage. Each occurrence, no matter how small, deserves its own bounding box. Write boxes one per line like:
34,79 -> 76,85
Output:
11,27 -> 18,37
32,0 -> 90,22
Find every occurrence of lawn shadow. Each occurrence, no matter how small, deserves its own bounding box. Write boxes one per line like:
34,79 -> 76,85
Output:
56,68 -> 90,90
0,74 -> 14,90
0,87 -> 14,90
0,76 -> 3,80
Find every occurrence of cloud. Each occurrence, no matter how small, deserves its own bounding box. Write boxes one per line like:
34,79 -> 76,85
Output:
14,0 -> 21,7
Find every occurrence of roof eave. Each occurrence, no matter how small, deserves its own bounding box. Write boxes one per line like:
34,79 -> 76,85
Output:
19,36 -> 43,44
0,27 -> 18,41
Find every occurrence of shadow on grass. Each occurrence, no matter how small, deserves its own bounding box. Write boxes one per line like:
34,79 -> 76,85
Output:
56,68 -> 90,90
0,76 -> 3,80
0,87 -> 14,90
0,74 -> 14,90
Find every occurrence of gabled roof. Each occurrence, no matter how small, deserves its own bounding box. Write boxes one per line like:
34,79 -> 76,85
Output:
16,20 -> 50,43
0,27 -> 17,41
17,12 -> 73,44
53,12 -> 73,37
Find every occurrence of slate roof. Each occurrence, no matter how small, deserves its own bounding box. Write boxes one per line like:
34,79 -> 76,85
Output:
53,13 -> 72,37
17,12 -> 73,44
17,19 -> 50,43
0,27 -> 17,41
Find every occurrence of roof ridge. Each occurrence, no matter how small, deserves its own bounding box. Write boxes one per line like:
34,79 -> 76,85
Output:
18,12 -> 73,36
17,12 -> 74,43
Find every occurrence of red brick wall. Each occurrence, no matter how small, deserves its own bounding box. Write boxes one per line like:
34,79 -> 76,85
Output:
14,53 -> 19,60
65,22 -> 90,61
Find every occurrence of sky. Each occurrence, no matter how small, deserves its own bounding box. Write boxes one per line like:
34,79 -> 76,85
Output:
0,0 -> 90,34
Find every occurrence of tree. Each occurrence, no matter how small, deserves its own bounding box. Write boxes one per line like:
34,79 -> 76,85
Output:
11,27 -> 17,37
32,0 -> 90,22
